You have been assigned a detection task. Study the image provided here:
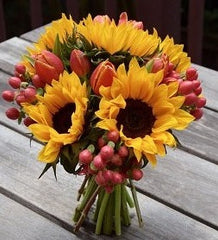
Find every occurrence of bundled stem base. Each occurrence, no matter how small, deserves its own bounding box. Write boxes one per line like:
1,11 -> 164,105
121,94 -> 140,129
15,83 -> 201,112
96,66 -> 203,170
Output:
73,176 -> 142,235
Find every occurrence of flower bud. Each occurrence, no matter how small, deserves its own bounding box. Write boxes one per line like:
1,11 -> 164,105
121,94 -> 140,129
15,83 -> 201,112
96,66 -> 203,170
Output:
196,97 -> 206,108
24,87 -> 36,102
34,50 -> 64,84
118,12 -> 143,29
79,149 -> 93,165
110,154 -> 123,166
111,172 -> 123,184
186,67 -> 198,81
23,117 -> 35,127
93,15 -> 111,24
6,107 -> 20,120
8,76 -> 22,89
131,168 -> 143,181
191,108 -> 203,120
32,74 -> 46,88
118,145 -> 129,158
90,60 -> 116,95
100,145 -> 114,161
70,49 -> 91,77
194,86 -> 202,96
107,130 -> 119,143
15,63 -> 26,75
184,92 -> 198,106
2,90 -> 15,102
178,81 -> 194,95
93,154 -> 105,170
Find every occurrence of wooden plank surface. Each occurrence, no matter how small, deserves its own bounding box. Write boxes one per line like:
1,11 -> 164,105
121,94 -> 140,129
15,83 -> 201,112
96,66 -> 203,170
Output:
0,125 -> 218,240
0,194 -> 77,240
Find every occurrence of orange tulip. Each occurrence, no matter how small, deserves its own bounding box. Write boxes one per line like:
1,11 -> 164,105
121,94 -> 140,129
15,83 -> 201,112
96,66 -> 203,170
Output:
90,60 -> 116,95
34,50 -> 64,84
70,49 -> 91,77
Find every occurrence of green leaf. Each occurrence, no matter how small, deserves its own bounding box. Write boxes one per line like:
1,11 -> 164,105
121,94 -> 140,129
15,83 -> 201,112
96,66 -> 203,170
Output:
53,34 -> 62,57
23,55 -> 35,66
38,162 -> 57,180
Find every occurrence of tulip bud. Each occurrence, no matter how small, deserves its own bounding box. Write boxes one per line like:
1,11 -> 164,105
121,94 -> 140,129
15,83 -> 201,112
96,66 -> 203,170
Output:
70,49 -> 91,77
118,12 -> 143,29
93,15 -> 111,24
90,60 -> 116,95
34,50 -> 64,84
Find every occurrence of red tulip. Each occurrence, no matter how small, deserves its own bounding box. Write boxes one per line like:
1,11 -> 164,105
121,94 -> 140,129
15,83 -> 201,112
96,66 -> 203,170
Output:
90,60 -> 116,95
34,50 -> 64,84
70,49 -> 91,77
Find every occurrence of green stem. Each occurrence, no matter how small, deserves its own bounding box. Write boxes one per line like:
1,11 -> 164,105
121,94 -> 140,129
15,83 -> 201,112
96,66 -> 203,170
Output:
103,193 -> 114,235
121,185 -> 130,226
95,191 -> 110,235
93,189 -> 104,222
125,186 -> 135,208
77,175 -> 89,201
129,179 -> 143,227
74,185 -> 101,233
114,184 -> 121,236
73,176 -> 97,222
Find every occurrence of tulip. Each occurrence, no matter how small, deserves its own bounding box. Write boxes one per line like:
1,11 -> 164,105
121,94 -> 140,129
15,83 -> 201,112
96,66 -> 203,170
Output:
93,15 -> 111,24
34,50 -> 64,84
118,12 -> 143,29
70,49 -> 91,77
90,60 -> 116,95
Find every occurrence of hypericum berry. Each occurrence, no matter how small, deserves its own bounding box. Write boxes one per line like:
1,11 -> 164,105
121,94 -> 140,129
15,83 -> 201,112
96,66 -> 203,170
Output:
98,137 -> 106,149
194,86 -> 202,96
178,81 -> 194,95
107,130 -> 119,143
100,145 -> 114,161
8,76 -> 22,89
186,67 -> 198,81
24,87 -> 36,102
118,145 -> 129,158
111,172 -> 123,184
102,170 -> 113,182
32,74 -> 46,88
184,92 -> 198,106
6,107 -> 20,120
23,117 -> 35,127
2,90 -> 15,102
104,185 -> 114,193
192,80 -> 201,89
15,63 -> 26,75
79,149 -> 93,165
15,92 -> 26,105
131,168 -> 143,181
93,154 -> 105,170
191,108 -> 203,120
195,97 -> 206,108
110,154 -> 123,166
95,171 -> 107,186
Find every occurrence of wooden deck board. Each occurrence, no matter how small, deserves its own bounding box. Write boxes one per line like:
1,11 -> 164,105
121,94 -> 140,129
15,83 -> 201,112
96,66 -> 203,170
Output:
0,194 -> 78,240
0,124 -> 218,232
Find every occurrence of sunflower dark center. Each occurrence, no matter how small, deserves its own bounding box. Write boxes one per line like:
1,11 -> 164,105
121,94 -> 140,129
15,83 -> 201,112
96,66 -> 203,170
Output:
53,103 -> 75,134
116,98 -> 155,138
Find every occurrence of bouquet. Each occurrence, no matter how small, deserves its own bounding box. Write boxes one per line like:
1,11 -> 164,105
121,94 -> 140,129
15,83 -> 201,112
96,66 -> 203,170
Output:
2,12 -> 206,236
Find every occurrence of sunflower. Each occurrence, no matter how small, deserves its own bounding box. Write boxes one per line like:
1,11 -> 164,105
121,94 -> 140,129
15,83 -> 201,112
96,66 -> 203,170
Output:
77,14 -> 159,57
22,71 -> 88,163
160,36 -> 191,72
96,58 -> 194,165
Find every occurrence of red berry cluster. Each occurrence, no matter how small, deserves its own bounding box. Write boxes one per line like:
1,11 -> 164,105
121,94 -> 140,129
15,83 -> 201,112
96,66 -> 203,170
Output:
179,67 -> 206,120
78,130 -> 144,193
1,63 -> 36,126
